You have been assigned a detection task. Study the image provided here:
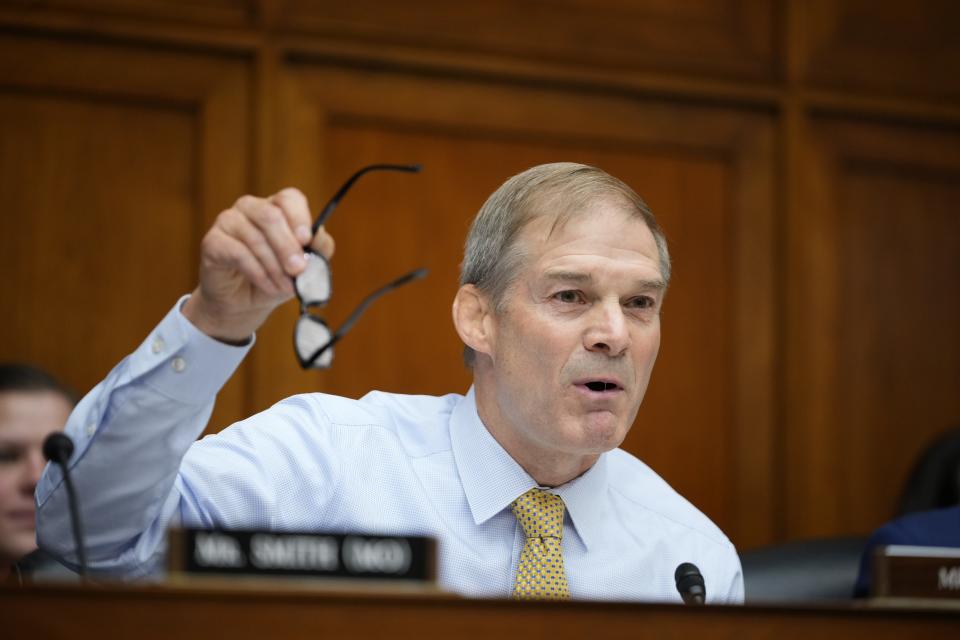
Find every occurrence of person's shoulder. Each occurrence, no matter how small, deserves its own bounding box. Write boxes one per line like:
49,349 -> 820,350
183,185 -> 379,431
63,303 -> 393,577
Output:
606,448 -> 733,548
278,389 -> 463,455
266,391 -> 377,426
871,505 -> 960,547
358,390 -> 462,423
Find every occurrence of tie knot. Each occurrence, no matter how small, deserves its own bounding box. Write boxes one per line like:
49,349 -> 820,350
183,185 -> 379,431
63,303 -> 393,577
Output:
511,488 -> 565,540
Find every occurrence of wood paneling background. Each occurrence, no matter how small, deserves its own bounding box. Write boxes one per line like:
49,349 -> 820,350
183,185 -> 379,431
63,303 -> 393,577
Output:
786,117 -> 960,539
0,0 -> 957,552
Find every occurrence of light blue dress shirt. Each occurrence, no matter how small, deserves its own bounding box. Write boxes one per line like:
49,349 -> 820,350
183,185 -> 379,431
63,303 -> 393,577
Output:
37,298 -> 743,603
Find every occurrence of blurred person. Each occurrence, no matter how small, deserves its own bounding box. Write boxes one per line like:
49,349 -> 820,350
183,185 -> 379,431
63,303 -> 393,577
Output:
38,163 -> 742,602
0,363 -> 74,584
853,505 -> 960,597
853,428 -> 960,597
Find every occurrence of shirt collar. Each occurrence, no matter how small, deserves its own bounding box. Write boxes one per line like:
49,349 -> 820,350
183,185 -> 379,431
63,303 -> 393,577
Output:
451,387 -> 534,526
551,454 -> 608,552
450,386 -> 609,551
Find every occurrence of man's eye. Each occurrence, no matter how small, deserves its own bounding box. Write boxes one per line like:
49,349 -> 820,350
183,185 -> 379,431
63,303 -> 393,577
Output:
0,449 -> 19,464
628,296 -> 655,310
554,290 -> 584,304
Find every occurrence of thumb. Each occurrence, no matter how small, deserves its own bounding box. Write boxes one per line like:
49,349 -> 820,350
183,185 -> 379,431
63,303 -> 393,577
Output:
311,225 -> 336,260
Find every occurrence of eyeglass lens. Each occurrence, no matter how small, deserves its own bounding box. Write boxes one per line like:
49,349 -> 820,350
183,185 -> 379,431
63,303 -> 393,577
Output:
294,253 -> 332,308
294,315 -> 334,369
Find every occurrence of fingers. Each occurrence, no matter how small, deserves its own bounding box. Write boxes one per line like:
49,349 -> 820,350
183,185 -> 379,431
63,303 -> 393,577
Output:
234,193 -> 307,278
271,187 -> 335,260
202,226 -> 284,297
269,188 -> 313,247
203,187 -> 338,301
217,208 -> 294,295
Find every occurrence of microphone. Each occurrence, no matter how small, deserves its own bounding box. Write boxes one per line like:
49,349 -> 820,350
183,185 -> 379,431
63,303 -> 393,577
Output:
674,562 -> 706,605
42,432 -> 88,579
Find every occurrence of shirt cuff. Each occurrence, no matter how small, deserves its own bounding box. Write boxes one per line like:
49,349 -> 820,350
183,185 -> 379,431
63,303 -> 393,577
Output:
139,295 -> 255,406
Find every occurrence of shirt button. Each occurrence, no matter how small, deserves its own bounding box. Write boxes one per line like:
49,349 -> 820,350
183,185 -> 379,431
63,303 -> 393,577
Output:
172,357 -> 186,373
152,337 -> 165,354
86,423 -> 96,437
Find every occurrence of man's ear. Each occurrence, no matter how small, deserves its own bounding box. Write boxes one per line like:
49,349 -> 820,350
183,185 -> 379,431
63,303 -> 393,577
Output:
452,284 -> 495,357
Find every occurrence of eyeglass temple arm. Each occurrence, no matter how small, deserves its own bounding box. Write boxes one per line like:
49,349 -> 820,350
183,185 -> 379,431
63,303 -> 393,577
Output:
303,268 -> 429,368
311,163 -> 422,234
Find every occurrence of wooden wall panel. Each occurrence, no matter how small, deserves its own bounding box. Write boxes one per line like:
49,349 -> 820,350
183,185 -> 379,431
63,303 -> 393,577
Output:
254,64 -> 776,546
1,0 -> 257,27
276,0 -> 778,83
0,34 -> 252,432
786,116 -> 960,538
799,0 -> 960,101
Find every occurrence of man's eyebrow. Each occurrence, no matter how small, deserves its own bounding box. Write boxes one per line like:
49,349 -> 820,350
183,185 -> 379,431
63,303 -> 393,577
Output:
634,279 -> 668,291
542,271 -> 667,291
542,270 -> 592,283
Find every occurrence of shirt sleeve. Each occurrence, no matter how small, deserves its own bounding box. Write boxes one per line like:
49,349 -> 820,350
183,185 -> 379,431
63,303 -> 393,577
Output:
720,545 -> 745,604
35,296 -> 252,578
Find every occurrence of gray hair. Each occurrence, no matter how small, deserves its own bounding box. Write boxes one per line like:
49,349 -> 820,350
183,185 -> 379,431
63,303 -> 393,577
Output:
459,162 -> 671,366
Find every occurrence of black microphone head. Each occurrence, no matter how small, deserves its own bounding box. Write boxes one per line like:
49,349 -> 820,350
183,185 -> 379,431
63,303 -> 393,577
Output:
675,562 -> 700,582
43,432 -> 75,464
675,562 -> 706,604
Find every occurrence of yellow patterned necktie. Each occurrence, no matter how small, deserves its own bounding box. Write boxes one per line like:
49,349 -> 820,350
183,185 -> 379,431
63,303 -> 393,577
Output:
511,488 -> 571,600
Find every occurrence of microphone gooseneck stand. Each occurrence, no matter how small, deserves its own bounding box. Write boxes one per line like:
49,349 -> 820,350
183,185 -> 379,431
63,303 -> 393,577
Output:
42,432 -> 88,581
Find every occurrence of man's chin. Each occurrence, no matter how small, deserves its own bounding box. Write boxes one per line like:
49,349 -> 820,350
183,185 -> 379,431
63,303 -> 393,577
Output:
0,538 -> 38,564
578,411 -> 628,450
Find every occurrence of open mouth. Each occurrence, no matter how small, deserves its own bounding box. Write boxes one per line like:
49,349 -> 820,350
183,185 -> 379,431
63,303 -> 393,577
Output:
579,380 -> 623,393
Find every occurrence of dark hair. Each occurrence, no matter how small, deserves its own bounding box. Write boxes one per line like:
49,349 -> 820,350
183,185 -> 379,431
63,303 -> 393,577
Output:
0,363 -> 78,406
896,426 -> 960,516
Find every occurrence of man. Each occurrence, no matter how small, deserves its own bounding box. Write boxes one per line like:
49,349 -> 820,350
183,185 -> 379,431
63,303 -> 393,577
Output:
0,364 -> 74,583
37,163 -> 743,601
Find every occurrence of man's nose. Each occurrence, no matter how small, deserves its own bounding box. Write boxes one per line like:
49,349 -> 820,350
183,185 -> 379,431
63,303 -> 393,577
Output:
583,299 -> 630,356
20,450 -> 46,494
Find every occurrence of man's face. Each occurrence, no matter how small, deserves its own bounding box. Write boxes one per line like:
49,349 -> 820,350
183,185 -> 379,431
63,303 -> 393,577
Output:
483,200 -> 665,480
0,391 -> 71,563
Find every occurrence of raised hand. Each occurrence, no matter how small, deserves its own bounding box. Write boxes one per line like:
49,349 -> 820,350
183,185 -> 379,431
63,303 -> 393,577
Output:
182,187 -> 335,343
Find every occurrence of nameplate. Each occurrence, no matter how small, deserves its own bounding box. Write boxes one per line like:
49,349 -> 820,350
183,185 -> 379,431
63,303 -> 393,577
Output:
168,529 -> 436,583
873,545 -> 960,599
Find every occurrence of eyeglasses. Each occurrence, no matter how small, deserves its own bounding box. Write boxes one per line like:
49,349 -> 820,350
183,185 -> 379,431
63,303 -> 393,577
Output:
293,164 -> 427,369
